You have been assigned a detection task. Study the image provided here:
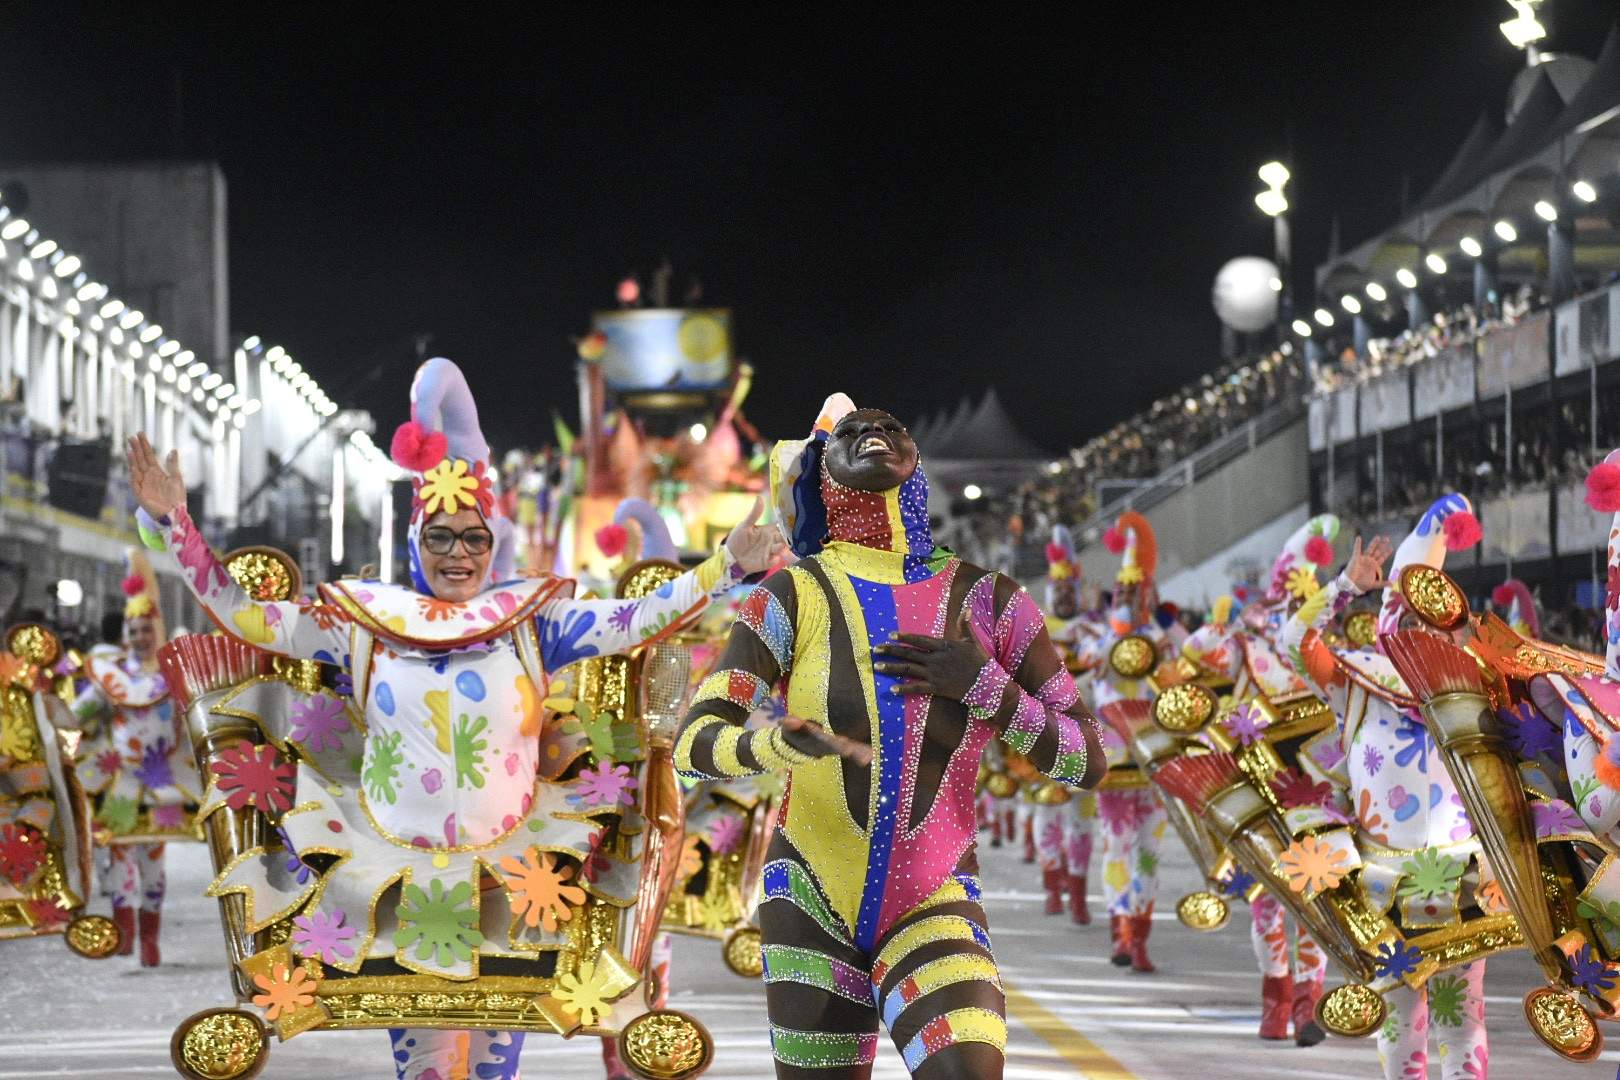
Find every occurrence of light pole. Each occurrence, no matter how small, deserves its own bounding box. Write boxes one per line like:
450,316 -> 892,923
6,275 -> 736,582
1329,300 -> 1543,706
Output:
1256,161 -> 1295,352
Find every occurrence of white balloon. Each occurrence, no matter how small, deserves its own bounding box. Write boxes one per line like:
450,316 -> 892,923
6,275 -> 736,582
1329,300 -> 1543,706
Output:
1212,256 -> 1281,333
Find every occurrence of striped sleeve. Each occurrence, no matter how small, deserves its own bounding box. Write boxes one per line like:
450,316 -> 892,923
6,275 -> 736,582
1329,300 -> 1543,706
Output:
675,571 -> 807,779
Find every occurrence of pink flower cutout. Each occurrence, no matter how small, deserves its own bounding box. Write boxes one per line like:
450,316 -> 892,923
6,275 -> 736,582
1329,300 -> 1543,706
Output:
290,694 -> 350,753
292,908 -> 357,963
708,815 -> 745,856
572,763 -> 637,808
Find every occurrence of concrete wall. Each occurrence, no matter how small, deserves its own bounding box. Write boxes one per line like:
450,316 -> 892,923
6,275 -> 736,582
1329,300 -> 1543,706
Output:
0,161 -> 228,367
1077,418 -> 1311,601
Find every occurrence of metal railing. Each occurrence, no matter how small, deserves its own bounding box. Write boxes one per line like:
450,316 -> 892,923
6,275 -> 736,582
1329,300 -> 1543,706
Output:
1084,396 -> 1306,529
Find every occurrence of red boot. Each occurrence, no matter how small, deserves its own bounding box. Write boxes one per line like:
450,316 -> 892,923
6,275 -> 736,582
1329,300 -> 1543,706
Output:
1043,868 -> 1065,915
138,910 -> 161,967
1258,975 -> 1293,1040
112,907 -> 135,957
1109,915 -> 1131,966
1128,912 -> 1156,973
1022,817 -> 1037,864
1293,975 -> 1326,1046
1067,873 -> 1091,925
990,812 -> 1004,848
601,1036 -> 632,1080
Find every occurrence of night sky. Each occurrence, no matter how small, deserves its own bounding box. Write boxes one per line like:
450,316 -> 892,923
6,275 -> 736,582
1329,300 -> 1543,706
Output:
4,3 -> 1616,453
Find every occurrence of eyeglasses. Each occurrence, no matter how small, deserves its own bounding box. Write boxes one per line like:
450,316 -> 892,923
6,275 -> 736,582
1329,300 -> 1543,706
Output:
421,526 -> 494,555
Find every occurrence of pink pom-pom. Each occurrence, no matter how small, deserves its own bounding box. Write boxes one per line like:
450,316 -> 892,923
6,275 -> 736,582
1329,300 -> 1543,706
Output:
1442,511 -> 1482,552
390,421 -> 448,472
1304,536 -> 1334,566
1102,527 -> 1126,554
1491,583 -> 1514,607
1044,542 -> 1068,565
120,574 -> 146,597
1233,585 -> 1249,602
1586,461 -> 1620,512
595,523 -> 628,558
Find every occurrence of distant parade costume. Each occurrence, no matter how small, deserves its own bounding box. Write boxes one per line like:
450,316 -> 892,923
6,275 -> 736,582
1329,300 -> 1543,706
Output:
674,394 -> 1103,1077
140,358 -> 751,1080
1278,496 -> 1491,1080
1180,516 -> 1339,1044
1077,511 -> 1169,972
69,552 -> 199,966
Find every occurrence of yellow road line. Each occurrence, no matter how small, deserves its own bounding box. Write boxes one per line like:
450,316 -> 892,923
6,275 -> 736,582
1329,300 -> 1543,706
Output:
1003,980 -> 1139,1079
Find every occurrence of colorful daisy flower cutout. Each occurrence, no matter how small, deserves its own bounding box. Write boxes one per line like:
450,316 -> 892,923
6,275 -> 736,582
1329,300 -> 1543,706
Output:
499,848 -> 587,933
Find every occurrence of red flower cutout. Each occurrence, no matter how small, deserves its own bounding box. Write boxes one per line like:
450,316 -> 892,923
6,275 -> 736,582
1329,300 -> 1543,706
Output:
0,823 -> 47,885
22,898 -> 71,928
1271,767 -> 1334,810
211,740 -> 296,813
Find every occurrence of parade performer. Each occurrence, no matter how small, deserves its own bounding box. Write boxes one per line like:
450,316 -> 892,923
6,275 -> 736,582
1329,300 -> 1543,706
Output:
1081,510 -> 1169,972
125,356 -> 785,1080
69,550 -> 199,966
1180,517 -> 1338,1045
674,396 -> 1104,1078
1279,497 -> 1491,1080
1033,525 -> 1098,923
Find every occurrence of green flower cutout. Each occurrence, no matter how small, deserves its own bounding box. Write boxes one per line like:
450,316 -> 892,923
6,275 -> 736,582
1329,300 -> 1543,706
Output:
364,730 -> 405,805
1577,896 -> 1620,932
394,878 -> 484,967
1397,849 -> 1465,901
454,715 -> 489,789
562,702 -> 638,765
1426,974 -> 1466,1026
98,794 -> 139,835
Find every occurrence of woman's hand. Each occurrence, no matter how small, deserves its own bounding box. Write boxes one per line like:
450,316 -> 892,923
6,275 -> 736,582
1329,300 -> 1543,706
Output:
126,433 -> 187,520
779,714 -> 872,767
873,606 -> 993,703
723,495 -> 789,575
1344,534 -> 1394,595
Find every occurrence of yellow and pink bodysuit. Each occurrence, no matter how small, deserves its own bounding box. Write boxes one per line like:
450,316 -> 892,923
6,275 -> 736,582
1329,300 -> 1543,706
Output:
675,431 -> 1103,1077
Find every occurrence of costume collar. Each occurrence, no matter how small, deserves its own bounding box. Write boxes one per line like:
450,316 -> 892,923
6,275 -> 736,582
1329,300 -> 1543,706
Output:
820,461 -> 941,583
319,575 -> 571,650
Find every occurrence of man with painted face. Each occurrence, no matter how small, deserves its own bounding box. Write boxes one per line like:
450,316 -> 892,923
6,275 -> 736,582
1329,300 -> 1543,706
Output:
126,357 -> 786,1080
675,395 -> 1105,1079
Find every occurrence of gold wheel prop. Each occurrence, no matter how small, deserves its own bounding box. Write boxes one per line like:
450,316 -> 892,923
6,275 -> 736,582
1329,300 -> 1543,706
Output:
64,914 -> 121,959
170,1008 -> 270,1080
1175,891 -> 1229,932
1398,565 -> 1469,632
5,623 -> 59,667
1343,610 -> 1378,649
721,925 -> 764,978
1315,983 -> 1386,1038
618,1009 -> 714,1079
1154,682 -> 1217,734
1108,635 -> 1157,680
1032,781 -> 1071,806
1523,987 -> 1603,1062
222,547 -> 302,602
984,772 -> 1018,799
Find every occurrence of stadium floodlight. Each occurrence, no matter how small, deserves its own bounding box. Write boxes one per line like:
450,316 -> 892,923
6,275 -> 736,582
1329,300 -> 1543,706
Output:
266,345 -> 286,362
0,218 -> 29,241
1425,253 -> 1448,275
214,382 -> 236,399
962,484 -> 983,501
99,299 -> 124,319
1254,188 -> 1288,217
1494,220 -> 1518,243
200,372 -> 223,391
1459,237 -> 1483,258
1314,308 -> 1335,327
1258,161 -> 1291,189
243,400 -> 263,415
1534,200 -> 1558,222
1396,267 -> 1418,289
158,340 -> 180,357
27,239 -> 55,259
1341,295 -> 1362,315
76,281 -> 104,301
242,335 -> 262,351
119,308 -> 144,330
1292,319 -> 1312,337
1269,276 -> 1283,292
139,323 -> 163,343
1365,282 -> 1388,302
186,361 -> 209,378
1500,1 -> 1548,49
53,254 -> 80,278
1572,180 -> 1598,204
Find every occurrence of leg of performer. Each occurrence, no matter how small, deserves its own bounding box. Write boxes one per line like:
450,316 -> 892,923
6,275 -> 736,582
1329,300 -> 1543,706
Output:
1127,793 -> 1166,974
1001,803 -> 1017,852
1064,794 -> 1095,926
1033,802 -> 1067,916
106,844 -> 137,956
464,1030 -> 525,1079
1375,984 -> 1429,1080
1098,791 -> 1136,965
758,860 -> 879,1079
1291,926 -> 1327,1047
137,841 -> 166,966
390,1028 -> 470,1080
989,795 -> 1004,847
1018,800 -> 1036,864
875,884 -> 1006,1079
1249,893 -> 1293,1040
1429,961 -> 1488,1080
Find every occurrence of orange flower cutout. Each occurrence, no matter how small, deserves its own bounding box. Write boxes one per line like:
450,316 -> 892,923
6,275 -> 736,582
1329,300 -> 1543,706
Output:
1278,835 -> 1350,895
500,848 -> 587,932
251,962 -> 318,1020
676,834 -> 704,883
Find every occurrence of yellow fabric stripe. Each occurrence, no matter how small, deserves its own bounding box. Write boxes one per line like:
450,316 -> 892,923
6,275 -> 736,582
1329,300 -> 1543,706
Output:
779,565 -> 868,936
884,487 -> 908,556
937,1006 -> 1007,1049
876,914 -> 984,974
712,724 -> 747,776
902,954 -> 1002,1000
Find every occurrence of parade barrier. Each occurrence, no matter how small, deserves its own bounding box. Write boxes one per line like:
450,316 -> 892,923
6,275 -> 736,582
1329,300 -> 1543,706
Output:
163,550 -> 713,1080
1381,563 -> 1614,1062
0,624 -> 121,959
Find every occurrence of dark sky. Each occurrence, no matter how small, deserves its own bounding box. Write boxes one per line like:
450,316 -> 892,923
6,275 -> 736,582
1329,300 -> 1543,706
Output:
4,3 -> 1616,453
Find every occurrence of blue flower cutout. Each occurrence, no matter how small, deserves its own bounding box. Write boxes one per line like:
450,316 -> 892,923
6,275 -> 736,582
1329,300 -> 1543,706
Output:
1222,867 -> 1257,898
1569,944 -> 1616,997
275,825 -> 312,885
1500,702 -> 1560,760
1373,939 -> 1423,980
